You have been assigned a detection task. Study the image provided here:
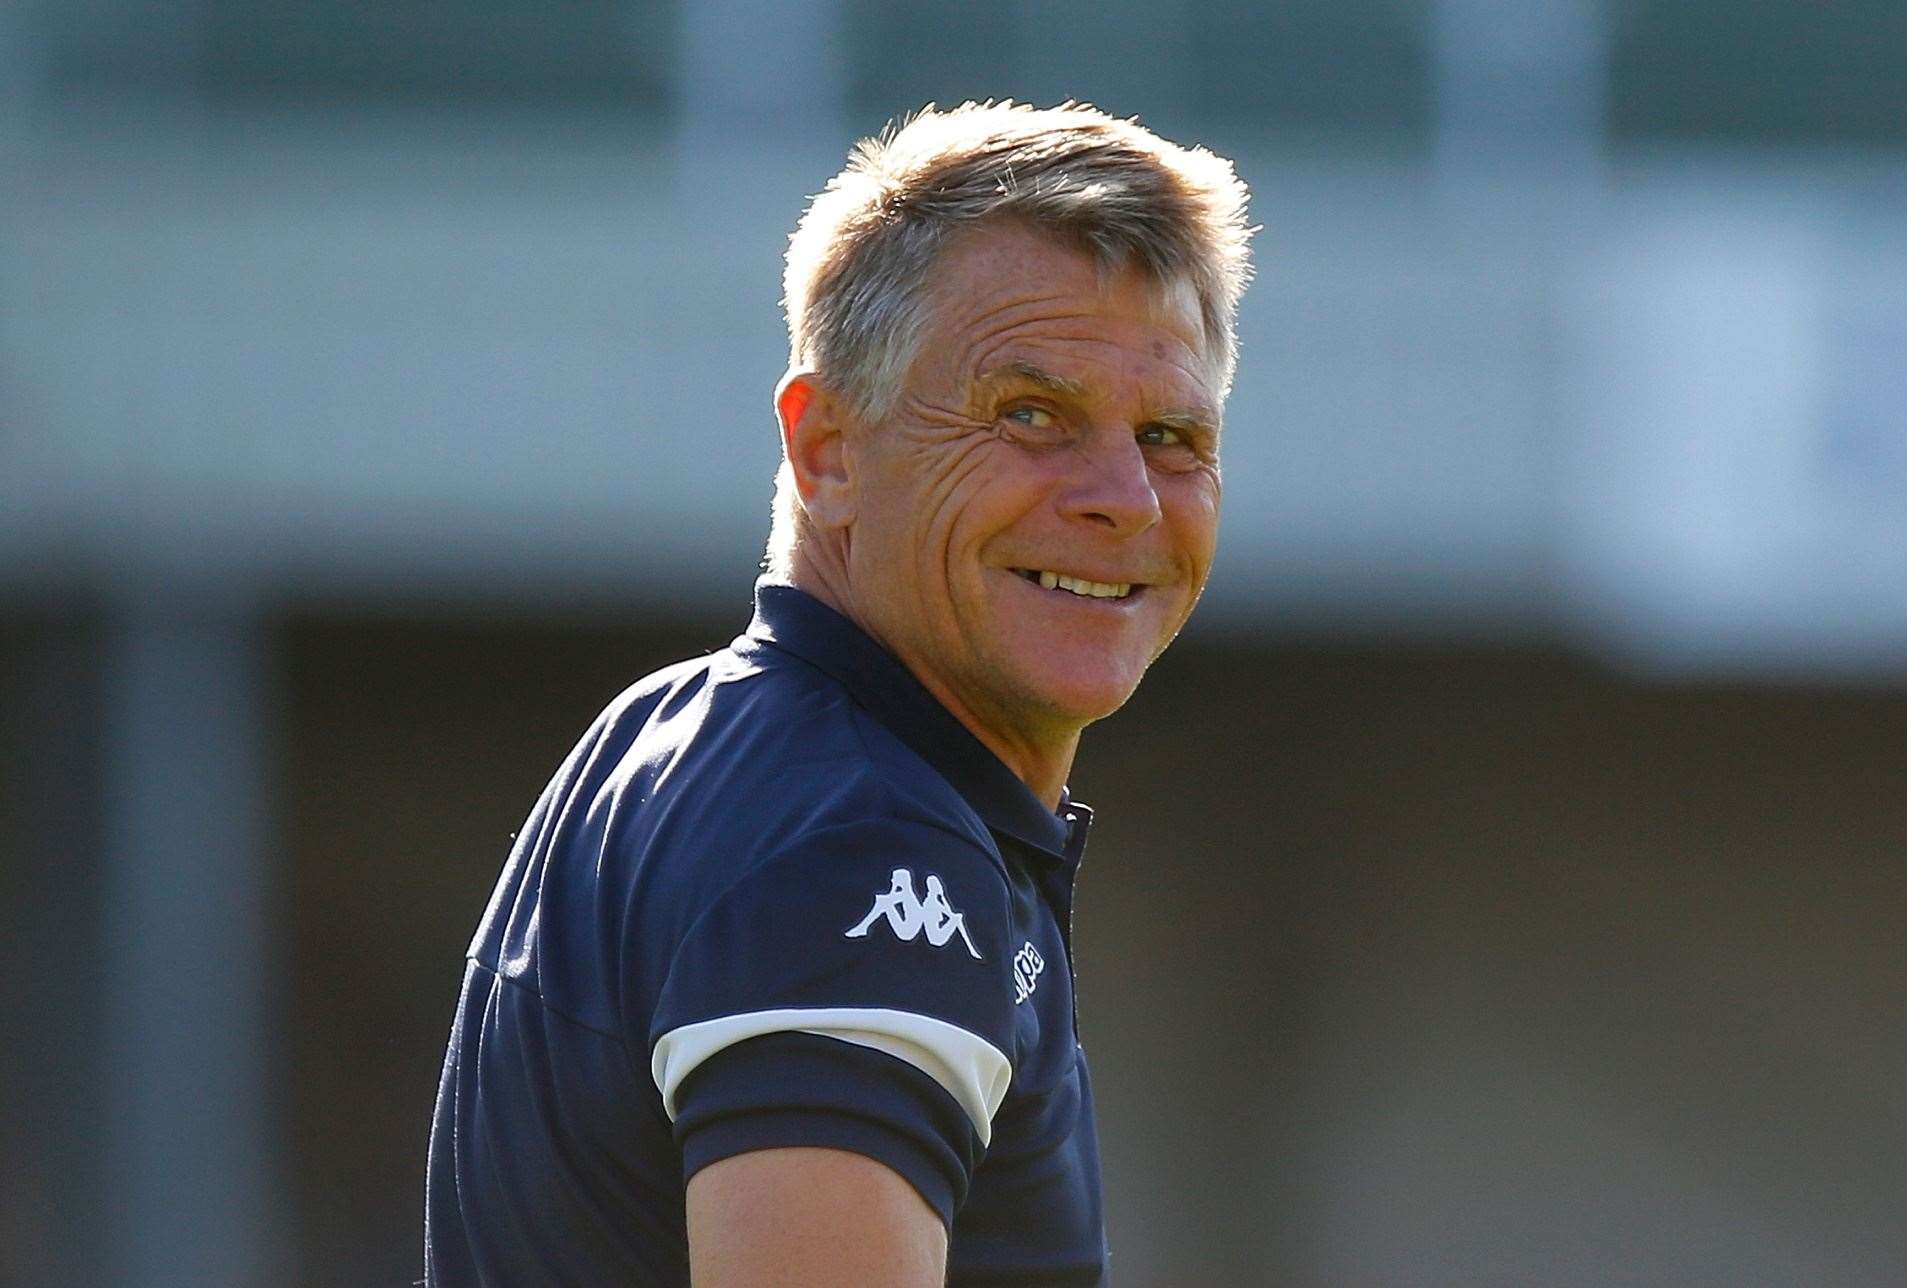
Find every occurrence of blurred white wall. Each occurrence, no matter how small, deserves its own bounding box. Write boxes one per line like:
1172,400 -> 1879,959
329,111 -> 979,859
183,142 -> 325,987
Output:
3,107 -> 1904,676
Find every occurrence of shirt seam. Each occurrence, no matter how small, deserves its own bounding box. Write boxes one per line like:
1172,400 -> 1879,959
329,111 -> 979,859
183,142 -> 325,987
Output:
466,957 -> 630,1046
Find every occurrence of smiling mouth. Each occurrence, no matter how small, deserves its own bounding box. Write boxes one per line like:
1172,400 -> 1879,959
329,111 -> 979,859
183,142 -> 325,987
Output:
1011,568 -> 1138,600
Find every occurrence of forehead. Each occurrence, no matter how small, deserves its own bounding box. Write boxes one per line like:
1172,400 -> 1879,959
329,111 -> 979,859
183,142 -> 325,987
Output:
916,223 -> 1214,395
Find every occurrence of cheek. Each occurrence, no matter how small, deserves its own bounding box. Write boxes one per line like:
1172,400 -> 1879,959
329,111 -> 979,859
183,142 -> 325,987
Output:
934,441 -> 1048,555
1164,473 -> 1222,560
858,442 -> 1007,607
864,438 -> 977,542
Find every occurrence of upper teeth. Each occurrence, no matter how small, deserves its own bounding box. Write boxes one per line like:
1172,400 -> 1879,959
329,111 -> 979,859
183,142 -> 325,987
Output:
1032,570 -> 1132,599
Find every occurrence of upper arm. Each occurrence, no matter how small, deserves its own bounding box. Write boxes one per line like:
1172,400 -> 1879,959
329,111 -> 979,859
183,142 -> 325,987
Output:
649,815 -> 1020,1225
686,1146 -> 947,1287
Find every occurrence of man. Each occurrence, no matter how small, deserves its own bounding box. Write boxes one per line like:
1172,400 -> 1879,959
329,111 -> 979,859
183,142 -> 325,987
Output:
425,101 -> 1252,1286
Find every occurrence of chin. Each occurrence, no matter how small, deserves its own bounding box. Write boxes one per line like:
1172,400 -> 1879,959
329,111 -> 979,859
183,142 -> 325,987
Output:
968,579 -> 1181,728
1012,658 -> 1149,729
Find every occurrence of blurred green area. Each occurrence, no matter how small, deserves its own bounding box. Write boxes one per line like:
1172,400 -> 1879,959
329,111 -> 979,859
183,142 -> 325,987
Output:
27,0 -> 1907,146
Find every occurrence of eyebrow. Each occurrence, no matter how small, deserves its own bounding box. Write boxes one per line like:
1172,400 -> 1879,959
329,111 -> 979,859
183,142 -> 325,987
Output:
1151,410 -> 1219,437
977,361 -> 1089,400
976,360 -> 1221,436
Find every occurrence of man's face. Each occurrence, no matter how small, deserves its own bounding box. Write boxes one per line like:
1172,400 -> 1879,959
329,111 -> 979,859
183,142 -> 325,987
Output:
843,222 -> 1223,750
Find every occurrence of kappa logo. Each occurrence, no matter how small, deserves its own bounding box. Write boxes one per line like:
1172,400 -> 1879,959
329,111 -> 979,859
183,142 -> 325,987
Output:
1011,941 -> 1046,1005
845,868 -> 982,959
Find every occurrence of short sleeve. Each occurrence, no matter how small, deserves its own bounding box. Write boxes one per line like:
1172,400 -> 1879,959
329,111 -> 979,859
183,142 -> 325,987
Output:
648,815 -> 1016,1222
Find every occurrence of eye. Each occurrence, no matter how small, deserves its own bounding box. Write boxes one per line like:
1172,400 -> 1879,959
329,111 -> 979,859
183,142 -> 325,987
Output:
1005,405 -> 1059,431
1000,405 -> 1068,443
1136,423 -> 1184,447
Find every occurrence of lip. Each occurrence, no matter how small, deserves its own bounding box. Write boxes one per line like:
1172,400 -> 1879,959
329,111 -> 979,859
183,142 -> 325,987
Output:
998,566 -> 1151,606
1004,566 -> 1150,589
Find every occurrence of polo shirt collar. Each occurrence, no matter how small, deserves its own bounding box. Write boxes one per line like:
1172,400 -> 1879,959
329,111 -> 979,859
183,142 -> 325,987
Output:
738,581 -> 1081,861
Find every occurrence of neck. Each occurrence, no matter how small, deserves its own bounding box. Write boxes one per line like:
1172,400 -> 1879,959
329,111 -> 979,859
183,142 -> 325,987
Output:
784,555 -> 1078,810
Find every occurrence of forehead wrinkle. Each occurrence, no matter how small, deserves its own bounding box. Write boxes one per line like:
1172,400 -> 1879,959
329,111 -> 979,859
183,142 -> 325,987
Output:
931,272 -> 1219,419
937,287 -> 1081,343
941,303 -> 1096,390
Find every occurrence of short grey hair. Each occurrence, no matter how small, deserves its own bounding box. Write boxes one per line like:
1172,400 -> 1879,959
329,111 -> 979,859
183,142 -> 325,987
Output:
765,101 -> 1255,578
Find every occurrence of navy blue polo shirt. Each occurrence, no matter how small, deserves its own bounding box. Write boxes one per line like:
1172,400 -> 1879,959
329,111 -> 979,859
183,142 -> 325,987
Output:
425,583 -> 1107,1285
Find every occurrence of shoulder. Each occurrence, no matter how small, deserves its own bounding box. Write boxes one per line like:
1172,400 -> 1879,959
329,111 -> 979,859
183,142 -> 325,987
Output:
633,637 -> 998,878
585,636 -> 1006,1004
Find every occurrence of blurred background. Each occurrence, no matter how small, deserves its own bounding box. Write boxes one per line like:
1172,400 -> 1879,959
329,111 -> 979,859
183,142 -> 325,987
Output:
3,1 -> 1905,1284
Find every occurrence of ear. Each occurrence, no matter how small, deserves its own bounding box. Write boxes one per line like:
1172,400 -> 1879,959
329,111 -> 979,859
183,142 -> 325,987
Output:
776,370 -> 856,530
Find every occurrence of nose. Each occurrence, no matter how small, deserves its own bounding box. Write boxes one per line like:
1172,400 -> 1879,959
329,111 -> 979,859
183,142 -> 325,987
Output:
1060,430 -> 1162,537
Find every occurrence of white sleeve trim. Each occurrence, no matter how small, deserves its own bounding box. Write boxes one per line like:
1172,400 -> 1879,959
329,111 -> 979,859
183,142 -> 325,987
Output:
651,1006 -> 1013,1146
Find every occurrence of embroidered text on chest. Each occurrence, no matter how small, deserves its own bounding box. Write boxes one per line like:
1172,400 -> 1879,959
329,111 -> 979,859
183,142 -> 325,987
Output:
1012,941 -> 1046,1004
845,867 -> 983,959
